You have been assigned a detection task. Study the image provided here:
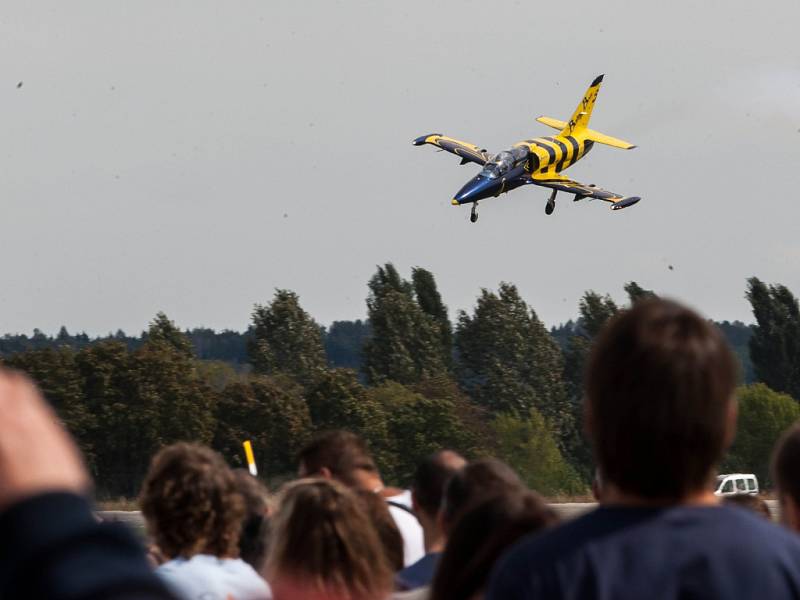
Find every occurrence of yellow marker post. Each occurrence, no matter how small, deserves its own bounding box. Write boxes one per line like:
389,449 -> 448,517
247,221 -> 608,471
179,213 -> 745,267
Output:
243,440 -> 258,477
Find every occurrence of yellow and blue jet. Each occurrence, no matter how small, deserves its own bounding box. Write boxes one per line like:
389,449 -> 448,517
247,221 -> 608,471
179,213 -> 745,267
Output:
413,75 -> 641,222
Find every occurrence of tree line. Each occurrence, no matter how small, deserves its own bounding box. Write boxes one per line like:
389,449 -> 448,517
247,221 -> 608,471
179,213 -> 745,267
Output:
1,269 -> 797,497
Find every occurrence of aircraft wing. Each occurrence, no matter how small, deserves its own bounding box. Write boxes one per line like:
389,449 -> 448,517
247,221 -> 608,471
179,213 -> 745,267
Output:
530,174 -> 641,210
412,133 -> 491,166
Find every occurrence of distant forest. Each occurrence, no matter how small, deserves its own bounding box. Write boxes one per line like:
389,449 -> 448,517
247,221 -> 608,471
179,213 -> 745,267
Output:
4,269 -> 793,499
0,316 -> 752,382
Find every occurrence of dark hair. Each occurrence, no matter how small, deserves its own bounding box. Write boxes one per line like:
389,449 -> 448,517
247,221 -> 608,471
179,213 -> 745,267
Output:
140,443 -> 244,559
355,490 -> 404,571
232,469 -> 271,570
723,493 -> 772,519
586,298 -> 738,500
412,450 -> 466,517
430,491 -> 557,600
773,423 -> 800,506
298,430 -> 378,487
441,458 -> 525,531
266,478 -> 393,600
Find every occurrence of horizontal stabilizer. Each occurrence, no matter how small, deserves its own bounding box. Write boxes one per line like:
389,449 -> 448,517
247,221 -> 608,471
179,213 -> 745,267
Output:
536,116 -> 567,131
584,128 -> 636,150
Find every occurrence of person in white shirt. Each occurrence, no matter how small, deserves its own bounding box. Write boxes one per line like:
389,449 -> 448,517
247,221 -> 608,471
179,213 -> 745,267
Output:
298,430 -> 425,567
140,443 -> 271,600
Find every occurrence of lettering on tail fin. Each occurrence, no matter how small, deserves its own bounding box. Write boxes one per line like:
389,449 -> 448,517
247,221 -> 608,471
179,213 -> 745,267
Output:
560,75 -> 603,137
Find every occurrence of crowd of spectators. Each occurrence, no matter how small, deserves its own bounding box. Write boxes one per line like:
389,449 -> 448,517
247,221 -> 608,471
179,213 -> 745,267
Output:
4,298 -> 800,599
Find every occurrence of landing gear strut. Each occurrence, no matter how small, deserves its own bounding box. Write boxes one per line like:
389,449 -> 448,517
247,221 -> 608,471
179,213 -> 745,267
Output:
545,189 -> 557,215
470,202 -> 479,223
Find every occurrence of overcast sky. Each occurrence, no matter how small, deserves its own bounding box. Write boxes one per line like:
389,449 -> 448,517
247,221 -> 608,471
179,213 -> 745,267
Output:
1,1 -> 799,335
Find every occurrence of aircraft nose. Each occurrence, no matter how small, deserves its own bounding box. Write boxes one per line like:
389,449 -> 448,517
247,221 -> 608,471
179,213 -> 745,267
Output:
453,175 -> 496,204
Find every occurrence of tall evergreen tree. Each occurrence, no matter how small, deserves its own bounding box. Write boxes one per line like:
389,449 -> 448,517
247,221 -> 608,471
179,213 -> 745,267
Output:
145,312 -> 193,357
562,291 -> 619,480
248,289 -> 327,384
746,277 -> 800,399
363,264 -> 448,385
624,281 -> 656,304
412,267 -> 453,369
455,283 -> 571,440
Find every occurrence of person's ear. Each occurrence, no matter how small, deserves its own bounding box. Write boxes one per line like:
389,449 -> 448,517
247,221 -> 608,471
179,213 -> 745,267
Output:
319,466 -> 333,480
781,494 -> 800,531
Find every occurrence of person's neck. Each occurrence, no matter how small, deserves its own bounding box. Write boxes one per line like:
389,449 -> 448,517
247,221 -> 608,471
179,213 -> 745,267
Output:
419,513 -> 445,554
601,484 -> 719,507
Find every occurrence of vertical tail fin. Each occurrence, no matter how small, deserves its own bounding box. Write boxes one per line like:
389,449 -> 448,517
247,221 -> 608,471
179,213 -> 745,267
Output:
560,74 -> 604,136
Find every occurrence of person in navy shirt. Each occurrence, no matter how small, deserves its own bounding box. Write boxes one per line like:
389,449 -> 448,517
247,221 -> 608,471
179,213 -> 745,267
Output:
487,299 -> 800,600
396,450 -> 466,590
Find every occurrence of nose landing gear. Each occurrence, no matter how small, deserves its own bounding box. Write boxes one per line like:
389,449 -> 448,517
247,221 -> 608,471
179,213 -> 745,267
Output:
470,202 -> 479,223
545,189 -> 557,215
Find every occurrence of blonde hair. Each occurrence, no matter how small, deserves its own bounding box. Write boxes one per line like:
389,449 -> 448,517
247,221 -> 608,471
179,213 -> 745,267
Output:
266,478 -> 393,600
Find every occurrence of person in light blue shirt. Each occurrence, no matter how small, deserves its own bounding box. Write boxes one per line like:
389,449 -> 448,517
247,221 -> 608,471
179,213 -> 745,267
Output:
141,443 -> 271,600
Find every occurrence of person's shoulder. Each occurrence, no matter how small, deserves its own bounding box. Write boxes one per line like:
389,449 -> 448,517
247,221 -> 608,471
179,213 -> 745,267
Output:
487,507 -> 611,597
712,504 -> 800,550
396,553 -> 440,590
388,502 -> 420,527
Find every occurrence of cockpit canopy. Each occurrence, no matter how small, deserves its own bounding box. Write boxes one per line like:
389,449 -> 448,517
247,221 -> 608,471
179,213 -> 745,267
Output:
479,146 -> 529,179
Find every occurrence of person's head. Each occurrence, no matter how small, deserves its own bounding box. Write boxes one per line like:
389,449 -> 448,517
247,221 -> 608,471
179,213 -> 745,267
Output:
355,489 -> 404,571
266,478 -> 393,600
440,458 -> 525,534
586,298 -> 738,502
233,469 -> 271,571
722,493 -> 772,520
412,450 -> 467,522
772,423 -> 800,530
430,491 -> 558,600
140,443 -> 244,560
297,430 -> 380,490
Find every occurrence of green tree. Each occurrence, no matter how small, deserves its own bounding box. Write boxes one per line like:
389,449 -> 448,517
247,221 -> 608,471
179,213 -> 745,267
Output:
4,348 -> 95,472
411,267 -> 453,369
74,336 -> 217,497
145,312 -> 194,356
248,289 -> 327,384
365,380 -> 475,485
746,278 -> 800,399
214,375 -> 312,478
455,283 -> 571,441
492,410 -> 586,496
363,264 -> 448,385
624,281 -> 656,304
304,368 -> 388,446
724,383 -> 800,485
579,291 -> 619,338
561,291 -> 619,480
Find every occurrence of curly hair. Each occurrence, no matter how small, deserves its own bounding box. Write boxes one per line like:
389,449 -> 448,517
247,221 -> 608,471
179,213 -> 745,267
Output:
266,478 -> 393,600
139,443 -> 245,559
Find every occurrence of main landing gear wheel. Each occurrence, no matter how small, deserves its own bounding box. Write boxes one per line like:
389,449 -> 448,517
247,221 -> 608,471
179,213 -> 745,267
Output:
470,203 -> 479,223
545,189 -> 557,215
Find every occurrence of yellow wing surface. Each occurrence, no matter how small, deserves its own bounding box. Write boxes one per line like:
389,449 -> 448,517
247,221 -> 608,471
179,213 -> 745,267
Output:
411,133 -> 490,166
530,173 -> 640,210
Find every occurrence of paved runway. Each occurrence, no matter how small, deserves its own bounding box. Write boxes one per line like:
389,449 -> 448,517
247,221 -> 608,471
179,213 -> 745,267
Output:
100,499 -> 782,538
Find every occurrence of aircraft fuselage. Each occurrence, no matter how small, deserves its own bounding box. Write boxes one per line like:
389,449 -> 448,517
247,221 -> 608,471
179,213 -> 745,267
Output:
453,135 -> 595,205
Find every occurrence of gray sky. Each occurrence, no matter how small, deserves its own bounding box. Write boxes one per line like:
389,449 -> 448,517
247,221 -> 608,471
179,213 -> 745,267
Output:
1,0 -> 799,335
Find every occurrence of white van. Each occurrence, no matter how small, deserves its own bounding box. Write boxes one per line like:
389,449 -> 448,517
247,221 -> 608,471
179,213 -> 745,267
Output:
715,473 -> 759,496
